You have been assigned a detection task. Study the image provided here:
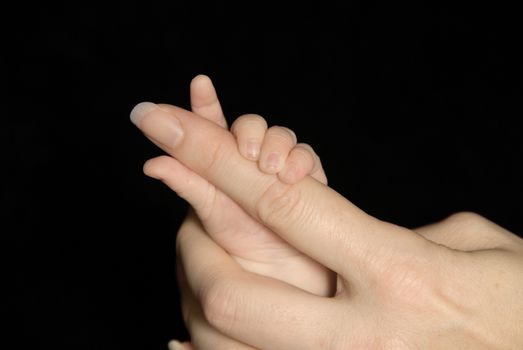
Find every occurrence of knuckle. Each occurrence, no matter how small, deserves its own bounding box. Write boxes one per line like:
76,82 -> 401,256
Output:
375,249 -> 438,306
445,211 -> 487,226
394,264 -> 432,298
267,126 -> 297,145
295,143 -> 322,166
295,142 -> 315,154
443,211 -> 494,235
257,182 -> 305,229
231,114 -> 267,133
441,211 -> 517,249
204,138 -> 231,176
293,144 -> 316,163
200,277 -> 239,331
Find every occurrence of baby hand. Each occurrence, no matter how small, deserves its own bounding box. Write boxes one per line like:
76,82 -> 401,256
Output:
231,115 -> 327,185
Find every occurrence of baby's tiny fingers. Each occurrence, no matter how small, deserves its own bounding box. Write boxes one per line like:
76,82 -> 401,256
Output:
259,126 -> 297,174
279,143 -> 328,185
278,143 -> 314,184
230,114 -> 268,160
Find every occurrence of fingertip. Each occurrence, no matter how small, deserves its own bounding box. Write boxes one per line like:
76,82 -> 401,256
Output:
142,155 -> 176,180
260,152 -> 283,174
130,101 -> 157,127
258,126 -> 298,174
231,114 -> 268,161
278,162 -> 301,184
279,155 -> 312,184
311,168 -> 328,186
191,73 -> 212,87
277,144 -> 315,183
243,139 -> 261,160
296,144 -> 328,185
143,158 -> 163,179
190,74 -> 215,99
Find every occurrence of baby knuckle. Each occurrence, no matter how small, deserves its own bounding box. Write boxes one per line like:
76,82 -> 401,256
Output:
231,114 -> 267,132
269,126 -> 297,144
294,144 -> 316,162
295,142 -> 315,153
279,126 -> 297,143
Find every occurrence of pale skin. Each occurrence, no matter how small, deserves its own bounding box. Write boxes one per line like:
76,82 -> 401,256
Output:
132,76 -> 523,350
142,76 -> 334,296
142,75 -> 334,350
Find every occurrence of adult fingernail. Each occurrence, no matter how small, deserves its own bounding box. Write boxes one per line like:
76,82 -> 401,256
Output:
130,102 -> 157,127
130,102 -> 184,148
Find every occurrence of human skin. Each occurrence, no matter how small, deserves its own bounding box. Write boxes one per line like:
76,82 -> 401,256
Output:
140,76 -> 334,296
140,76 -> 334,349
132,78 -> 523,349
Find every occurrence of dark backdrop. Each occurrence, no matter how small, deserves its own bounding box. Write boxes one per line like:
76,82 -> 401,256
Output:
7,2 -> 522,349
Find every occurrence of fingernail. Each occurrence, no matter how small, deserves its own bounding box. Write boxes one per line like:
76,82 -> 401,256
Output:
130,101 -> 157,127
131,103 -> 184,148
281,163 -> 298,183
265,152 -> 280,172
168,340 -> 183,350
245,140 -> 260,160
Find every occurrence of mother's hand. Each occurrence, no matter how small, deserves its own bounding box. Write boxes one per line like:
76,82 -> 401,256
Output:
131,97 -> 523,349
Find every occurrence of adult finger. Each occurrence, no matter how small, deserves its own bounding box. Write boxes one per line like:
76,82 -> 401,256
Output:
177,250 -> 259,350
190,74 -> 228,128
176,212 -> 344,350
414,212 -> 523,251
143,155 -> 216,221
179,298 -> 258,350
130,102 -> 432,281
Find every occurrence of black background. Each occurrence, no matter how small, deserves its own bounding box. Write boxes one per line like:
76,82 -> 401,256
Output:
7,2 -> 522,349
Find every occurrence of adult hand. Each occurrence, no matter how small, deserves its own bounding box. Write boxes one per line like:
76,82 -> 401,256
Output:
131,97 -> 523,349
143,75 -> 332,349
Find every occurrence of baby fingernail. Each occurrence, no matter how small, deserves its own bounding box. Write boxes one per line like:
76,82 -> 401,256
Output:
245,140 -> 260,159
265,152 -> 280,172
282,163 -> 298,182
